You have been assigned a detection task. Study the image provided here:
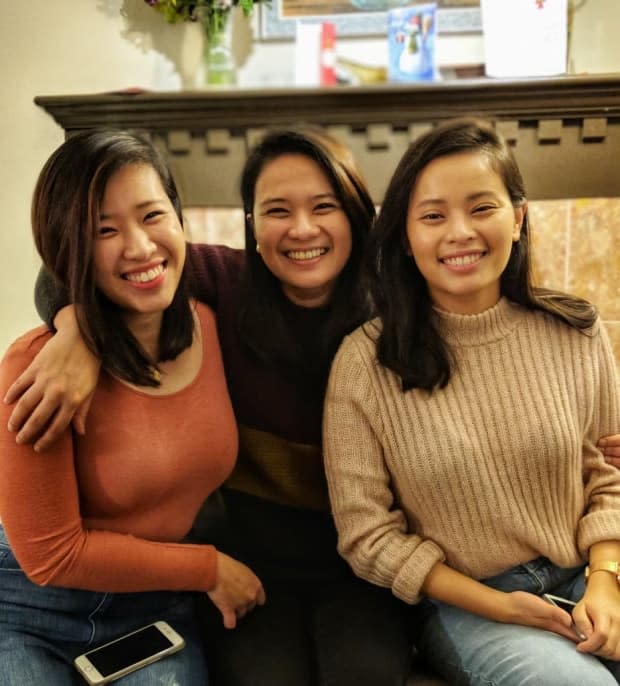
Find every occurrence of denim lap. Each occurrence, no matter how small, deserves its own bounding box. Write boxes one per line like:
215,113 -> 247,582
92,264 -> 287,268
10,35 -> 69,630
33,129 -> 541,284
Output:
416,558 -> 619,686
0,528 -> 208,685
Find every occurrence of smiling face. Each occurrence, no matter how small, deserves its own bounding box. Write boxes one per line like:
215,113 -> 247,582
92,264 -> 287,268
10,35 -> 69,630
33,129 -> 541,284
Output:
406,150 -> 525,315
92,163 -> 186,331
252,153 -> 353,308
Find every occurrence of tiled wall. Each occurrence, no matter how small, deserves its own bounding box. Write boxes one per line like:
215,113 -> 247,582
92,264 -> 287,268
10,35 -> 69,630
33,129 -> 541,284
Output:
528,199 -> 619,367
185,199 -> 620,366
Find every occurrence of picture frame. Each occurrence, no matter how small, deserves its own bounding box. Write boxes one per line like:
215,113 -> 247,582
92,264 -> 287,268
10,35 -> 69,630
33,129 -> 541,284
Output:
259,1 -> 481,40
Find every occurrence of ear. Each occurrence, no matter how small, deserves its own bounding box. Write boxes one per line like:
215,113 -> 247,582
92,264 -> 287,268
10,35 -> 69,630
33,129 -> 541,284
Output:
513,202 -> 527,241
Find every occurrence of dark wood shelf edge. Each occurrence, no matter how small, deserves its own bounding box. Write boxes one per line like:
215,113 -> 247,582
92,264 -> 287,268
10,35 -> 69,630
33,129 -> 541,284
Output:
35,75 -> 620,133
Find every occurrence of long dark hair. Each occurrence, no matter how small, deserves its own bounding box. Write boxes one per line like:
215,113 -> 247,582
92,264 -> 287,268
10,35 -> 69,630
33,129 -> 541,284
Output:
31,129 -> 194,387
368,117 -> 596,391
238,125 -> 376,379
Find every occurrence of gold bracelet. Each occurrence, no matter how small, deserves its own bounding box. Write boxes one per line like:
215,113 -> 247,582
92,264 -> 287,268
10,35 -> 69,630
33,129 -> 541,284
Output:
584,560 -> 620,584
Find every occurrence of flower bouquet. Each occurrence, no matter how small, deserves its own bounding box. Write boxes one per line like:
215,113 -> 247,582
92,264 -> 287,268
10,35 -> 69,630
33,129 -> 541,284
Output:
145,0 -> 260,40
145,0 -> 265,84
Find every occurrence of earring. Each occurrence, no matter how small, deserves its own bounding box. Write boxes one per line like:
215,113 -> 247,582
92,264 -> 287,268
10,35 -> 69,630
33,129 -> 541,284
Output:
256,243 -> 261,254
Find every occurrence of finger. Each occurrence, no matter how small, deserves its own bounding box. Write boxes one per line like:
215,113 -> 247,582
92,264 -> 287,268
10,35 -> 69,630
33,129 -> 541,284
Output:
33,406 -> 76,452
550,621 -> 580,643
573,610 -> 594,644
222,608 -> 236,630
7,385 -> 45,433
15,394 -> 67,445
72,393 -> 95,437
576,618 -> 608,654
3,371 -> 36,404
256,585 -> 266,605
577,634 -> 606,654
603,453 -> 620,466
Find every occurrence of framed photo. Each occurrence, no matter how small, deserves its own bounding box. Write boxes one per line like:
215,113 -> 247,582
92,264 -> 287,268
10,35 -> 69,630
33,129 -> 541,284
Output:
259,0 -> 481,40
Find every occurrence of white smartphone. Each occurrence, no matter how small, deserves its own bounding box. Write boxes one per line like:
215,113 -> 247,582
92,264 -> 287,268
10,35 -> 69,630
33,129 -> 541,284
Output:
74,621 -> 185,685
542,593 -> 586,640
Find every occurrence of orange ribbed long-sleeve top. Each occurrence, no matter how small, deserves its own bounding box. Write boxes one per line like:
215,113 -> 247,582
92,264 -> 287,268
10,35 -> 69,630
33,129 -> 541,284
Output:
0,302 -> 237,593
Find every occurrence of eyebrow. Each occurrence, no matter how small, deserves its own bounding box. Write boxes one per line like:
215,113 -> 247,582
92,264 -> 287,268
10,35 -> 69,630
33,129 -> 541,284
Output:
413,191 -> 497,208
259,192 -> 337,206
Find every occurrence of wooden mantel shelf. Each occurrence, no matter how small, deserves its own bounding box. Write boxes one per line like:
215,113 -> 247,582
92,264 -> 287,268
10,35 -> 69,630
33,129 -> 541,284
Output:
35,75 -> 620,206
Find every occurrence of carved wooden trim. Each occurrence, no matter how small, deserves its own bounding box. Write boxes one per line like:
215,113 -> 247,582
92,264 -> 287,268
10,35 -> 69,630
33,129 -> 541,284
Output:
35,75 -> 620,205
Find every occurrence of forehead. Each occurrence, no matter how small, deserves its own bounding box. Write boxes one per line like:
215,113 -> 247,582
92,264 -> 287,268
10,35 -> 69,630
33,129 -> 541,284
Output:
255,153 -> 333,195
412,151 -> 505,197
102,163 -> 161,196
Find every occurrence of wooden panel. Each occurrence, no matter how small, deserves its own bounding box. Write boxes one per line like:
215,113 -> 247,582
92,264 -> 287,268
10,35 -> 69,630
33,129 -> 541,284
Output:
35,75 -> 620,206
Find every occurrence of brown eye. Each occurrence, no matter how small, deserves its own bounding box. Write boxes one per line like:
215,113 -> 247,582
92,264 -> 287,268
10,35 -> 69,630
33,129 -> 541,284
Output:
265,207 -> 288,217
473,205 -> 495,214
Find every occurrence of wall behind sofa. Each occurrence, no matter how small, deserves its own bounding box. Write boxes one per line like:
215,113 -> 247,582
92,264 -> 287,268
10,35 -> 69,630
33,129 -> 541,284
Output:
1,0 -> 619,358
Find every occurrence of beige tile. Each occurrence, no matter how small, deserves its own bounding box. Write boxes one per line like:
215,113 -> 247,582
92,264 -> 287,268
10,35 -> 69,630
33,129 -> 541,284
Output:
528,200 -> 570,290
184,208 -> 245,248
567,198 -> 620,320
603,320 -> 620,370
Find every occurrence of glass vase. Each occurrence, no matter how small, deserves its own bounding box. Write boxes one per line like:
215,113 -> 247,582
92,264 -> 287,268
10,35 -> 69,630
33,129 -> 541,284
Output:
204,12 -> 237,86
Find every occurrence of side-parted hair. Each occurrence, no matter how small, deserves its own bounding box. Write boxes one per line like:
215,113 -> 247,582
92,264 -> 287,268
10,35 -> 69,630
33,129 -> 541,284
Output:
31,129 -> 194,387
367,116 -> 596,392
238,125 -> 376,380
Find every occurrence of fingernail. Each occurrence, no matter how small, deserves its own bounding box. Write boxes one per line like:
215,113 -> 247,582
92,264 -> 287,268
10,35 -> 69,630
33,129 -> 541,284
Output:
15,433 -> 23,444
7,422 -> 14,432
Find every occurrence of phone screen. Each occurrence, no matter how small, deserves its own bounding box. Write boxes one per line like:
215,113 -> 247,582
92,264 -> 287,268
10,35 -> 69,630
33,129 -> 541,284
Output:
548,597 -> 575,614
86,625 -> 174,677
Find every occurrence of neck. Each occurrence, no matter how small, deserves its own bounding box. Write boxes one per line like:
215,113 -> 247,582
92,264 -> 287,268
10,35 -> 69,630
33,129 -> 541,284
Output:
282,284 -> 333,309
123,312 -> 163,360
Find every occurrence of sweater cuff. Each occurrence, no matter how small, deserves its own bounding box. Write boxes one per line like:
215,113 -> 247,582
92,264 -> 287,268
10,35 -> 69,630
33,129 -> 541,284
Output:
392,539 -> 445,604
578,512 -> 620,556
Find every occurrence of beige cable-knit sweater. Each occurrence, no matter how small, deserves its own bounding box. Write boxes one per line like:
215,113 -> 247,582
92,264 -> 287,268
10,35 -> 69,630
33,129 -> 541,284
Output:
324,297 -> 620,604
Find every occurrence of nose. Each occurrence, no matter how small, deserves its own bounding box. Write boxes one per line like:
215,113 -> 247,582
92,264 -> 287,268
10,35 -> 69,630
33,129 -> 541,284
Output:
446,213 -> 476,242
288,212 -> 320,240
123,225 -> 156,260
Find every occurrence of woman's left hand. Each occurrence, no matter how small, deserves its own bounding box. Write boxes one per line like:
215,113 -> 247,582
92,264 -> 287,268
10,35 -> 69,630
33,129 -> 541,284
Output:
573,575 -> 620,660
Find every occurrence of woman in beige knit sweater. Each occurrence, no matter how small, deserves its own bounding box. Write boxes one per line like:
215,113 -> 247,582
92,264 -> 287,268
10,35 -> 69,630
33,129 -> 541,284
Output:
324,117 -> 620,685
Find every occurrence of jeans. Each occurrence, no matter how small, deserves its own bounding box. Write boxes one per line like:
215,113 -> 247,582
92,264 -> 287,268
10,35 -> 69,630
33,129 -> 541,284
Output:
414,557 -> 620,686
0,526 -> 207,685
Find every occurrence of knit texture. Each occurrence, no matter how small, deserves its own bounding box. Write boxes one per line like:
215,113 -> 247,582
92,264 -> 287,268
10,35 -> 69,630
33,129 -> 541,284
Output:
189,244 -> 330,510
0,303 -> 236,593
324,297 -> 620,604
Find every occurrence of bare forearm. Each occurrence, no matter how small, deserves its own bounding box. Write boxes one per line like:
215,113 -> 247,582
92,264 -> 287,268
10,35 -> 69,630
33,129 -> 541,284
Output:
421,561 -> 508,621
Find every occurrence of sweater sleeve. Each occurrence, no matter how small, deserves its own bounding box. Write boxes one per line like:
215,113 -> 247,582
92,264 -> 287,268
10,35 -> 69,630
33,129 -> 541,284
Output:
323,333 -> 444,604
34,267 -> 69,329
578,319 -> 620,553
0,332 -> 217,594
187,243 -> 244,309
